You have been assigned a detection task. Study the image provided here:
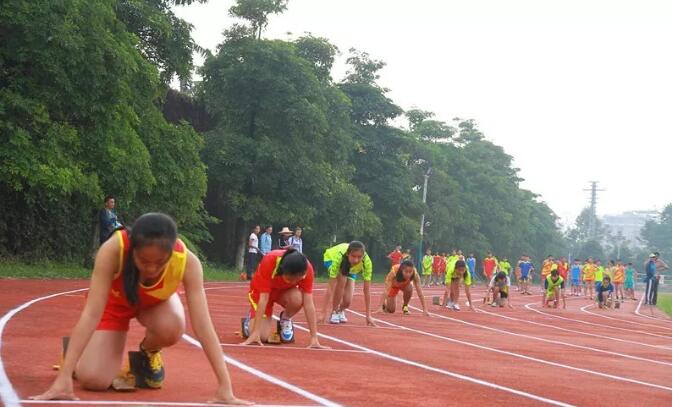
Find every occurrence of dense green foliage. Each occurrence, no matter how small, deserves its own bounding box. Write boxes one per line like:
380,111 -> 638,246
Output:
1,0 -> 569,273
0,0 -> 207,261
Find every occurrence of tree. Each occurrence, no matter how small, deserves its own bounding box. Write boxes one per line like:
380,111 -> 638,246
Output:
0,0 -> 207,260
641,204 -> 672,266
229,0 -> 288,40
198,36 -> 377,268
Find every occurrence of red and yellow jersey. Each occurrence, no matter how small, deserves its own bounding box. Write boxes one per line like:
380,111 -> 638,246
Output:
250,250 -> 314,294
105,229 -> 187,312
557,261 -> 569,279
582,263 -> 596,281
613,266 -> 625,283
385,264 -> 416,297
541,260 -> 554,277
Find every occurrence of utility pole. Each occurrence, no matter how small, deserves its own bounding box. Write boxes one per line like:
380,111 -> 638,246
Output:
583,181 -> 604,239
418,168 -> 432,271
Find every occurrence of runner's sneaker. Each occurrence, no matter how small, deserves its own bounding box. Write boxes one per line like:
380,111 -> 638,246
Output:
490,301 -> 498,307
338,310 -> 348,323
452,303 -> 460,311
445,301 -> 454,309
402,305 -> 410,314
330,312 -> 341,324
137,341 -> 164,389
241,315 -> 251,339
278,312 -> 294,343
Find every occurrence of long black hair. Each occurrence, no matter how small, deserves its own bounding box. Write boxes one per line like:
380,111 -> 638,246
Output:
339,241 -> 366,276
395,260 -> 415,282
123,213 -> 178,306
277,247 -> 308,277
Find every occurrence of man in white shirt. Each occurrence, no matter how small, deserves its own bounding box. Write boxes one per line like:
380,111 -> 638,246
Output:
246,225 -> 261,280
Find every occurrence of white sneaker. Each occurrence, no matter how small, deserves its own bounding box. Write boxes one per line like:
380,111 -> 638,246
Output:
329,312 -> 341,324
490,302 -> 498,307
338,310 -> 348,323
445,301 -> 454,309
452,303 -> 460,311
278,314 -> 294,343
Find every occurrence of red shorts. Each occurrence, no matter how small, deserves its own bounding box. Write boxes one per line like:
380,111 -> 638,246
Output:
97,302 -> 143,332
387,284 -> 412,298
248,289 -> 286,318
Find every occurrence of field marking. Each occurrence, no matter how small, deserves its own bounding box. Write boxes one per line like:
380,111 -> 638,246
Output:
272,317 -> 575,406
0,288 -> 89,407
524,302 -> 672,342
0,286 -> 340,407
579,303 -> 672,331
476,305 -> 671,351
635,292 -> 672,323
219,343 -> 368,354
405,305 -> 670,366
21,401 -> 318,406
182,334 -> 340,407
353,310 -> 671,392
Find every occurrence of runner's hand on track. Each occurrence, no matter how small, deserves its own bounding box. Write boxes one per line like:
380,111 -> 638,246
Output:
366,316 -> 378,327
29,376 -> 78,401
240,332 -> 263,346
308,338 -> 331,349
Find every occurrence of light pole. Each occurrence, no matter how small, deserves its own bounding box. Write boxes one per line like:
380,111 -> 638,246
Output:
418,168 -> 432,271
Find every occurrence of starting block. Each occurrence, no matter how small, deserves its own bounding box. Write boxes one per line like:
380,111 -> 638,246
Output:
266,332 -> 282,344
432,296 -> 440,305
52,336 -> 70,371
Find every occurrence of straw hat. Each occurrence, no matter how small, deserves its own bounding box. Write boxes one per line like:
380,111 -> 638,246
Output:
278,227 -> 293,235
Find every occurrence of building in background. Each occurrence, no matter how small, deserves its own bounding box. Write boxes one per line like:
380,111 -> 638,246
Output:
601,210 -> 660,248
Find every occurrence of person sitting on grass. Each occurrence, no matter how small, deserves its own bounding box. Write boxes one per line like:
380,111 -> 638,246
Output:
596,276 -> 615,310
441,260 -> 476,311
489,271 -> 512,308
241,247 -> 327,349
30,213 -> 250,405
376,260 -> 430,316
542,269 -> 566,309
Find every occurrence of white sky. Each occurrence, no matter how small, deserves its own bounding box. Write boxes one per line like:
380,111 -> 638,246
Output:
173,0 -> 673,226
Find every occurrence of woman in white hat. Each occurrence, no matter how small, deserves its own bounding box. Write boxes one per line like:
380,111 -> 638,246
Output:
277,227 -> 293,249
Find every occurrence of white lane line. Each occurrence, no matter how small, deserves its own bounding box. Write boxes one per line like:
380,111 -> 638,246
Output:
476,306 -> 672,352
219,343 -> 367,354
182,334 -> 340,407
21,401 -> 317,406
524,302 -> 672,341
0,286 -> 339,407
272,318 -> 575,406
635,292 -> 672,323
406,305 -> 670,366
0,288 -> 89,407
352,310 -> 671,392
579,303 -> 672,331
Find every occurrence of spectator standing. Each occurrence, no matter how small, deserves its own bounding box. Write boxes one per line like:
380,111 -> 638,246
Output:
98,196 -> 122,245
288,227 -> 303,253
387,245 -> 403,269
277,227 -> 293,249
260,226 -> 273,255
246,225 -> 261,280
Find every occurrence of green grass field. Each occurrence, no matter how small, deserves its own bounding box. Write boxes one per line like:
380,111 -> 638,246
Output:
0,261 -> 364,283
657,292 -> 672,317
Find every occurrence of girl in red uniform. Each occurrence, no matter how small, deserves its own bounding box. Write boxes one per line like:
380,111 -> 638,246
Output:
376,260 -> 430,316
241,248 -> 327,348
31,213 -> 250,404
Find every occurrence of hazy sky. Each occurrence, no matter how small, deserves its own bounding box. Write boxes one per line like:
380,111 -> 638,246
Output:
173,0 -> 673,226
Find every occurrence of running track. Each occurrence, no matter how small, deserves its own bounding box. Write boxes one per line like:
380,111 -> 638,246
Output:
0,280 -> 671,406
